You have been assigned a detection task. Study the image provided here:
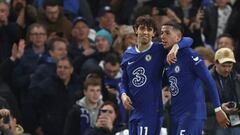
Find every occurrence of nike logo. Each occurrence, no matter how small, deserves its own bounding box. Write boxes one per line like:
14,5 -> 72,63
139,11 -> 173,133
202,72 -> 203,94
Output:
128,61 -> 135,65
191,56 -> 199,61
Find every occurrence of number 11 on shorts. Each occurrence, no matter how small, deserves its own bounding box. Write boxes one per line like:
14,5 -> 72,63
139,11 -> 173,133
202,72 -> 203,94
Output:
139,126 -> 148,135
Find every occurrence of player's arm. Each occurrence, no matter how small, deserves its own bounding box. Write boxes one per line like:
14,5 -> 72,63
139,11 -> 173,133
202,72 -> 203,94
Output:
189,52 -> 229,128
119,63 -> 133,110
167,37 -> 193,64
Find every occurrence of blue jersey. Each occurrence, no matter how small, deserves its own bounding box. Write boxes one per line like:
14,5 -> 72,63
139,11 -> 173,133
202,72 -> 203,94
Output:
120,42 -> 166,121
165,48 -> 220,119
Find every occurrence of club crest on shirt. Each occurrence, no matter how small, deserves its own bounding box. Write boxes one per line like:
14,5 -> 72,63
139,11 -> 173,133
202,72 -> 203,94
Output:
174,65 -> 180,73
145,54 -> 151,62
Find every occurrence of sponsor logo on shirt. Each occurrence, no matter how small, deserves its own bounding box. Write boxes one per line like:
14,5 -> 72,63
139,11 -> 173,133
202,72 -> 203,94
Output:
132,67 -> 147,87
169,76 -> 179,96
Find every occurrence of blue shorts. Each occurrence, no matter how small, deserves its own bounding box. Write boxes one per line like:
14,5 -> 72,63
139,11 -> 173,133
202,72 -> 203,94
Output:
170,117 -> 204,135
128,116 -> 163,135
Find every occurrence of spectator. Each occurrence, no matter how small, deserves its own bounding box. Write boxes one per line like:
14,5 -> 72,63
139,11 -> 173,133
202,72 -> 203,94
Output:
84,101 -> 128,135
63,99 -> 91,135
100,52 -> 127,123
205,48 -> 240,135
37,0 -> 72,39
12,23 -> 48,108
23,57 -> 82,135
79,29 -> 114,79
34,0 -> 95,26
0,108 -> 24,135
215,33 -> 240,74
194,46 -> 215,68
8,0 -> 38,34
203,0 -> 232,48
0,1 -> 23,62
70,73 -> 103,128
112,25 -> 137,56
96,5 -> 118,37
28,36 -> 68,89
216,33 -> 236,51
225,0 -> 240,62
0,40 -> 25,84
69,16 -> 95,60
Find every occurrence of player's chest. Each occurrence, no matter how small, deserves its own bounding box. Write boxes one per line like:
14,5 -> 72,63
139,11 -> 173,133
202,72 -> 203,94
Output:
126,53 -> 164,75
165,61 -> 188,77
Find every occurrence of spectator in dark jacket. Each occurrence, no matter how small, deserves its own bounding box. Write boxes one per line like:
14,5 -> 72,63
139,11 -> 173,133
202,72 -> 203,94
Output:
12,23 -> 48,108
23,57 -> 82,135
0,1 -> 23,62
205,48 -> 240,135
28,36 -> 68,89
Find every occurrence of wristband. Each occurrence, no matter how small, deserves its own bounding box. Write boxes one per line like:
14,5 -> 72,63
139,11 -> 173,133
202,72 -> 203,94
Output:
121,93 -> 126,96
214,107 -> 222,112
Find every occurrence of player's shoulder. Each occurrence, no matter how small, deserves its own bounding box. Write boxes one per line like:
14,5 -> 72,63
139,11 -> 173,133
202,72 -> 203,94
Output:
181,48 -> 199,57
180,48 -> 202,62
121,47 -> 136,65
152,41 -> 164,49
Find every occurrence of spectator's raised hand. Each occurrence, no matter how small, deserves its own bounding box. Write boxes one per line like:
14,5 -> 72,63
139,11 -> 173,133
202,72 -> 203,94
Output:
10,39 -> 25,61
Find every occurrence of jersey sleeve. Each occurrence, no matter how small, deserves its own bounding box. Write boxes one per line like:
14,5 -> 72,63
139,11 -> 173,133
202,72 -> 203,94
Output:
188,50 -> 221,108
119,62 -> 129,96
178,37 -> 193,49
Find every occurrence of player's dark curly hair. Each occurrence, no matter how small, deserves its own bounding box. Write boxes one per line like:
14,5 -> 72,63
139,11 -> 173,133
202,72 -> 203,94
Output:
133,15 -> 157,33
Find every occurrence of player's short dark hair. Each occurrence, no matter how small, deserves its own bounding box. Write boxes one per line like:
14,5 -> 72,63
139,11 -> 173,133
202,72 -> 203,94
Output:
162,21 -> 184,35
133,15 -> 157,33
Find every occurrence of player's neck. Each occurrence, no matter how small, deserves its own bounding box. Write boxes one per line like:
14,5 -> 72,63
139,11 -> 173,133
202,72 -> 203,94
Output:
137,42 -> 152,52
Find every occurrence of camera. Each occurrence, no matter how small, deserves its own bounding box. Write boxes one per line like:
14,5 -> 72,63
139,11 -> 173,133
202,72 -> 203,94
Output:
3,116 -> 10,124
0,115 -> 10,124
227,101 -> 237,108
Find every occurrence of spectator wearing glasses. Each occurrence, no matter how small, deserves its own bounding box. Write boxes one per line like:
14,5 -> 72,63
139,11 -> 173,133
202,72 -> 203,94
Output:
84,101 -> 128,135
12,23 -> 48,108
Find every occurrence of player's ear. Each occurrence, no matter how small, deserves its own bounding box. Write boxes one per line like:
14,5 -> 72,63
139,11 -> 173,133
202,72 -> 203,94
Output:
176,32 -> 182,42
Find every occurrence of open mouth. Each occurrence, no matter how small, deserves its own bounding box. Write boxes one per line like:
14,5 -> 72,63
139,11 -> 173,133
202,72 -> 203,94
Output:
162,41 -> 167,45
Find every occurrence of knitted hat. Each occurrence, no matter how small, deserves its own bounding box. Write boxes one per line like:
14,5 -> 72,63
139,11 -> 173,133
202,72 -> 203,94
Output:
95,29 -> 113,45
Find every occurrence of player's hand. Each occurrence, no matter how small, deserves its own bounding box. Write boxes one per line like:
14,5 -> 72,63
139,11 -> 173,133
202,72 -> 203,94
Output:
121,93 -> 133,110
215,109 -> 230,128
167,44 -> 178,64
